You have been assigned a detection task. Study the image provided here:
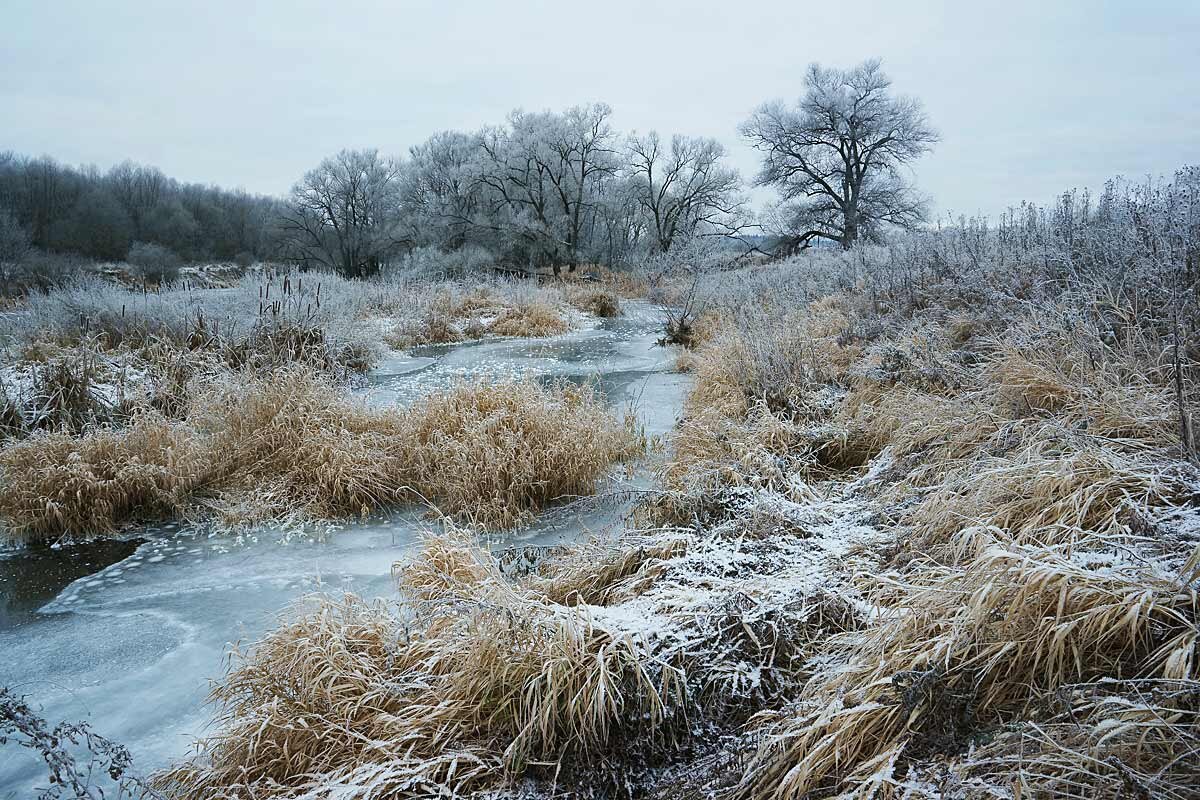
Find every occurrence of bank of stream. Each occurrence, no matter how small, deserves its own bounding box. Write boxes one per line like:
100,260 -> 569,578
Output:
0,300 -> 689,794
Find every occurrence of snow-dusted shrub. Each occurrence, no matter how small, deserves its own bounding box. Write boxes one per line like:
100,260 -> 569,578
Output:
393,245 -> 497,279
126,241 -> 182,285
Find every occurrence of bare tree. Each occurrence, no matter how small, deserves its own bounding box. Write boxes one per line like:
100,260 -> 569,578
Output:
282,149 -> 404,278
741,59 -> 938,251
628,132 -> 743,252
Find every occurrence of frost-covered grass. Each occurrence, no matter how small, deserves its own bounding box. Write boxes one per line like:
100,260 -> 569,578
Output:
0,269 -> 638,542
384,281 -> 576,347
0,270 -> 601,402
0,371 -> 641,543
67,170 -> 1200,796
158,486 -> 883,799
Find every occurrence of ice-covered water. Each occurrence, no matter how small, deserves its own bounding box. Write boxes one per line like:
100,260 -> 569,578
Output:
0,301 -> 689,795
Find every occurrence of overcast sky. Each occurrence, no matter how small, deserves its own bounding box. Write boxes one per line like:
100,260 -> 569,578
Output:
3,0 -> 1197,218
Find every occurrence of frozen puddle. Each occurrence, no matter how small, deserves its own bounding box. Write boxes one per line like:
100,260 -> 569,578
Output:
0,301 -> 689,793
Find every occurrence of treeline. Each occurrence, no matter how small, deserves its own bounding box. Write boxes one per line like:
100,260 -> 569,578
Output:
0,103 -> 748,284
0,152 -> 283,275
1,61 -> 951,282
284,103 -> 748,278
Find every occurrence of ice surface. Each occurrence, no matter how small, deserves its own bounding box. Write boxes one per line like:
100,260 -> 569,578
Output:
0,301 -> 689,794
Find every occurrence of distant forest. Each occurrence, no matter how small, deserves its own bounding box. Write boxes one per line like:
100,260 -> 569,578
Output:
0,63 -> 943,283
0,152 -> 283,266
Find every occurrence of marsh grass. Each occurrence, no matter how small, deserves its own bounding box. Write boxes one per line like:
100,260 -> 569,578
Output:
159,531 -> 686,798
632,214 -> 1200,796
565,285 -> 621,318
386,282 -> 572,347
160,485 -> 882,799
736,533 -> 1200,799
0,371 -> 641,543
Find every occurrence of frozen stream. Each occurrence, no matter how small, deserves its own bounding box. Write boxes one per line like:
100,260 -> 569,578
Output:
0,301 -> 689,795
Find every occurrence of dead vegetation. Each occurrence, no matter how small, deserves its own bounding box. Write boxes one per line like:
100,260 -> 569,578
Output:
564,285 -> 621,318
385,283 -> 575,347
36,169 -> 1200,797
0,371 -> 640,543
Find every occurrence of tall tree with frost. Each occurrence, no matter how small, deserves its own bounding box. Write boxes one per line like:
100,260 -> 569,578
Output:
477,104 -> 618,273
742,59 -> 938,251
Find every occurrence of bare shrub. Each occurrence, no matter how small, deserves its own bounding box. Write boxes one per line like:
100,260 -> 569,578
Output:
126,241 -> 182,285
1,687 -> 158,799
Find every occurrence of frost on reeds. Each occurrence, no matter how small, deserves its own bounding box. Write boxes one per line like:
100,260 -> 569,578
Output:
736,532 -> 1200,799
386,283 -> 573,347
564,285 -> 621,318
639,227 -> 1200,795
0,370 -> 640,543
0,413 -> 204,542
158,532 -> 681,798
160,487 -> 885,799
398,380 -> 641,529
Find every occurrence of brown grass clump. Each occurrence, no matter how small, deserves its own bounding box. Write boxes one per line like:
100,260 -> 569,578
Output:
987,344 -> 1177,445
0,413 -> 204,543
488,299 -> 570,338
736,534 -> 1200,799
0,370 -> 640,542
566,286 -> 621,318
397,381 -> 641,529
159,531 -> 683,799
517,531 -> 692,606
572,265 -> 651,299
189,369 -> 405,529
948,679 -> 1200,798
387,288 -> 572,346
904,430 -> 1181,557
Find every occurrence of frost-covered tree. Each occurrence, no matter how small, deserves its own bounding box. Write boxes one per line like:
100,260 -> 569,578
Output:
627,132 -> 742,253
742,59 -> 938,251
399,131 -> 481,250
282,149 -> 404,278
477,104 -> 619,273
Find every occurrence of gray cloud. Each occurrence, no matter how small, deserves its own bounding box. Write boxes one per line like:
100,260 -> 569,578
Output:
3,0 -> 1197,217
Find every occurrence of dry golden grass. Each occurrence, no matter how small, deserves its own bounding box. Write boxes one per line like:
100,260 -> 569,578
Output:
189,369 -> 405,529
518,531 -> 691,606
904,429 -> 1181,559
947,679 -> 1200,798
388,288 -> 571,346
637,279 -> 1200,796
0,412 -> 204,543
487,299 -> 570,337
394,381 -> 642,529
0,370 -> 640,542
159,530 -> 683,799
565,285 -> 621,318
736,534 -> 1200,799
988,344 -> 1178,445
570,265 -> 651,299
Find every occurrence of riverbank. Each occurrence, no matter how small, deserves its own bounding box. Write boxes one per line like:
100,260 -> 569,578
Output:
0,293 -> 688,794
